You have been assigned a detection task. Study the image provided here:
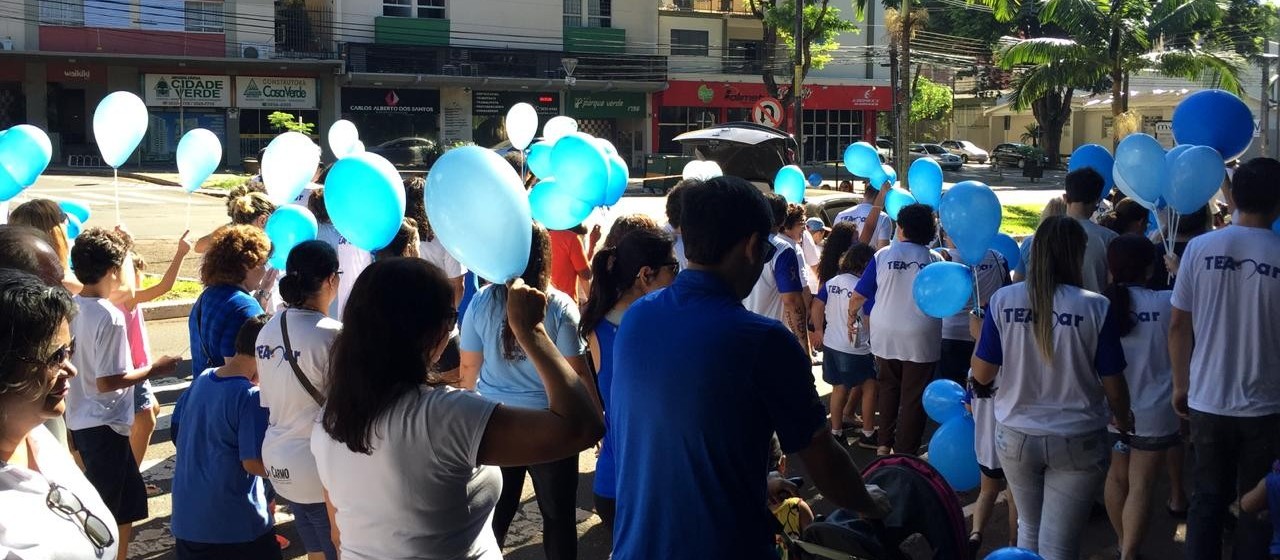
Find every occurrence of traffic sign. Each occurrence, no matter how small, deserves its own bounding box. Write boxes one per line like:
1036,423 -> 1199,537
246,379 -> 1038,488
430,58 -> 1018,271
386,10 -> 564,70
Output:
752,96 -> 784,127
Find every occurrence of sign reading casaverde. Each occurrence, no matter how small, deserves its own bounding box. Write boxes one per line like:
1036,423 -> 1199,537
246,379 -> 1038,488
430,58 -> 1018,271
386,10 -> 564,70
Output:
343,88 -> 439,114
236,77 -> 316,109
566,92 -> 645,119
143,74 -> 231,108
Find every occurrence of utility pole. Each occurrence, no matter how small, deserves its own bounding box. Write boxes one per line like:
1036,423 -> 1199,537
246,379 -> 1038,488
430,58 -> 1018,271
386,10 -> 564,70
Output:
1261,54 -> 1275,158
793,0 -> 805,165
894,0 -> 911,173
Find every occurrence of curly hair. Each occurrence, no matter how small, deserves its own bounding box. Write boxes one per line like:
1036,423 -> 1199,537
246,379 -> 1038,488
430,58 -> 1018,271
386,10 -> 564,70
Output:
226,185 -> 275,225
69,228 -> 127,285
200,225 -> 271,286
402,177 -> 435,241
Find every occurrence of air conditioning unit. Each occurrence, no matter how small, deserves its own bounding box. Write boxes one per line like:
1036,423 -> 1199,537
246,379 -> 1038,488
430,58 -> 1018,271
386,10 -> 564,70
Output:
0,38 -> 13,51
241,42 -> 275,59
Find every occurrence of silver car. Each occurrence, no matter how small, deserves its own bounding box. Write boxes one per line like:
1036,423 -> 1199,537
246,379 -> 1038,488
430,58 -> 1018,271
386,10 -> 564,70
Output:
910,143 -> 964,171
940,140 -> 989,164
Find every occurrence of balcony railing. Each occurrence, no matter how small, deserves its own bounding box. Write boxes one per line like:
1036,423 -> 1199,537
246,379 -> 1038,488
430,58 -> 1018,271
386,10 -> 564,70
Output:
345,43 -> 668,82
274,6 -> 341,59
664,0 -> 755,14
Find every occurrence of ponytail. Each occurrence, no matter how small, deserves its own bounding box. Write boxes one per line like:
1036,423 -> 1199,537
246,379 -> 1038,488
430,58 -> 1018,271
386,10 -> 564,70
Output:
278,240 -> 339,309
1105,234 -> 1158,338
579,247 -> 621,338
578,228 -> 673,339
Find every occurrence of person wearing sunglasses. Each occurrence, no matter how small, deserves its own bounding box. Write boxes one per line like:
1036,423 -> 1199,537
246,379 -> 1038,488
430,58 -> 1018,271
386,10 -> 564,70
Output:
0,268 -> 119,559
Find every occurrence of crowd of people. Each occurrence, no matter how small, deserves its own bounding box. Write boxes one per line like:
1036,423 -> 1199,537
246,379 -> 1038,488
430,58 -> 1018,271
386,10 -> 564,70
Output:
1,152 -> 1278,560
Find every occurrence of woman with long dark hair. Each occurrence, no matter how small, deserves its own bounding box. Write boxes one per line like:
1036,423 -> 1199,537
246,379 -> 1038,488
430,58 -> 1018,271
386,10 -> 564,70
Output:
578,227 -> 677,535
458,224 -> 594,560
404,177 -> 467,306
971,216 -> 1135,557
311,258 -> 602,560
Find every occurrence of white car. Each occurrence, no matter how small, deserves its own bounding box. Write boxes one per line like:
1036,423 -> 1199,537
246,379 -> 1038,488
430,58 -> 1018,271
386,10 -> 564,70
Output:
940,140 -> 989,164
910,143 -> 964,171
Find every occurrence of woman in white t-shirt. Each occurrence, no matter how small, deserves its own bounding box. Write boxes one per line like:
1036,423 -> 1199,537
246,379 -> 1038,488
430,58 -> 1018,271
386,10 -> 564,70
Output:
256,240 -> 341,560
404,176 -> 467,306
0,269 -> 121,560
311,258 -> 603,560
1101,234 -> 1178,560
971,216 -> 1135,558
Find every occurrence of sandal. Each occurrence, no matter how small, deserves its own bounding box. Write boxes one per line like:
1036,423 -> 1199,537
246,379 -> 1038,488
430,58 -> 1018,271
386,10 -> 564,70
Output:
968,532 -> 982,557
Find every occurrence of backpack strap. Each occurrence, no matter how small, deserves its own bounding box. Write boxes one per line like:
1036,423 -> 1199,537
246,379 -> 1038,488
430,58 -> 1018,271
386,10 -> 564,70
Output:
281,310 -> 325,406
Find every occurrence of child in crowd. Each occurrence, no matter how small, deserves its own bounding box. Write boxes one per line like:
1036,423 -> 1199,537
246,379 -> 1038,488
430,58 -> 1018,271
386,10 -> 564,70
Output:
170,315 -> 279,560
66,228 -> 181,560
937,229 -> 1010,385
966,376 -> 1018,555
810,242 -> 878,448
372,218 -> 421,261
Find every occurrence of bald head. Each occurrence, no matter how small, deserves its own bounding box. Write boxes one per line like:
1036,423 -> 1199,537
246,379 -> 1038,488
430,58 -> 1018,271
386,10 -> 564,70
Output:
0,225 -> 64,286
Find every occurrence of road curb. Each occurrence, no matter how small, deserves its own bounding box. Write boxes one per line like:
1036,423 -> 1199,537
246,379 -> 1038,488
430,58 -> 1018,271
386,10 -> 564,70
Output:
142,299 -> 195,321
121,173 -> 230,198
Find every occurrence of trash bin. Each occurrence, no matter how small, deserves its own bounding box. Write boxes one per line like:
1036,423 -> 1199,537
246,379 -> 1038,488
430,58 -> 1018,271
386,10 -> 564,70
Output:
644,154 -> 694,194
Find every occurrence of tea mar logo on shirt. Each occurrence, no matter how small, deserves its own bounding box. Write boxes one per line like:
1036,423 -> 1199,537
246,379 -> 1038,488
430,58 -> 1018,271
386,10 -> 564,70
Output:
1201,255 -> 1280,280
1001,308 -> 1085,327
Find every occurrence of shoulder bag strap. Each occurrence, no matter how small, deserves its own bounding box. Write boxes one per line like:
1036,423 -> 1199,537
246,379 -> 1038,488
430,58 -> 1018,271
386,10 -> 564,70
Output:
280,310 -> 326,406
193,302 -> 215,368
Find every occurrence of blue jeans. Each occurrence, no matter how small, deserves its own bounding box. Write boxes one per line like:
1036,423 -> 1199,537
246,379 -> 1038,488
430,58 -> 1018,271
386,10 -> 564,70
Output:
280,498 -> 337,560
1186,411 -> 1280,560
996,425 -> 1107,559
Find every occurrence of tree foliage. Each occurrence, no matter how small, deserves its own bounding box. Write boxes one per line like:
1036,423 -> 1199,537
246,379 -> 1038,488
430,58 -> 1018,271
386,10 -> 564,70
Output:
748,0 -> 859,105
911,76 -> 952,121
267,111 -> 316,135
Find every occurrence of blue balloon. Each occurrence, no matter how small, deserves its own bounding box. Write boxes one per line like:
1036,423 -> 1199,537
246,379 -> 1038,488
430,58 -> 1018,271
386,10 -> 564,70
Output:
881,164 -> 898,186
426,146 -> 532,283
807,172 -> 823,187
526,141 -> 554,179
991,233 -> 1021,272
884,187 -> 916,220
0,166 -> 21,202
913,261 -> 974,319
986,547 -> 1045,560
1113,134 -> 1168,208
0,125 -> 53,186
1168,146 -> 1226,215
58,200 -> 90,224
64,213 -> 82,240
843,142 -> 881,178
907,158 -> 943,207
1172,89 -> 1254,161
604,154 -> 628,206
1165,144 -> 1193,167
324,152 -> 406,252
775,165 -> 807,204
939,181 -> 1001,265
923,379 -> 967,424
264,204 -> 319,270
928,414 -> 980,491
551,133 -> 609,206
530,179 -> 595,230
1068,144 -> 1114,198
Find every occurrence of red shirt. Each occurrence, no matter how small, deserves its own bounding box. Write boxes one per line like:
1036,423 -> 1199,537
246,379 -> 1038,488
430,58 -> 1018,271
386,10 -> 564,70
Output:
549,229 -> 589,298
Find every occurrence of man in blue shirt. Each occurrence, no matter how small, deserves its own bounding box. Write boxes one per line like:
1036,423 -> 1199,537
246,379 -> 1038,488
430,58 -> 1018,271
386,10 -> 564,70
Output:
611,176 -> 889,560
171,315 -> 280,559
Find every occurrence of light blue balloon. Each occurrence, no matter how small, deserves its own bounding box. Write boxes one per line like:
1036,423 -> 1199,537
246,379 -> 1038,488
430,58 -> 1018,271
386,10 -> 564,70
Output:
530,179 -> 595,230
264,204 -> 319,270
923,379 -> 967,424
58,201 -> 90,224
551,133 -> 609,206
907,158 -> 943,207
881,164 -> 898,186
65,213 -> 82,240
1168,146 -> 1225,214
843,142 -> 881,178
92,91 -> 148,168
176,128 -> 223,193
0,166 -> 21,202
527,141 -> 554,179
775,165 -> 807,204
1172,89 -> 1254,161
884,187 -> 916,220
605,154 -> 628,206
928,414 -> 980,491
324,152 -> 406,252
939,181 -> 1001,265
986,547 -> 1045,560
1113,134 -> 1167,207
426,146 -> 532,283
1067,144 -> 1114,198
0,125 -> 53,186
991,233 -> 1021,272
913,261 -> 974,319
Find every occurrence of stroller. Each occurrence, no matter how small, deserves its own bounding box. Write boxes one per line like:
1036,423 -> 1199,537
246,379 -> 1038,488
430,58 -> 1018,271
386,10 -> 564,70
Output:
781,455 -> 970,560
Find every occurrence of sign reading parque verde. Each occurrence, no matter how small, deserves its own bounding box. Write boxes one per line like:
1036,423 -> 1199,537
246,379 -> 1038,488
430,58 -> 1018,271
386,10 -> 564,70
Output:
566,91 -> 645,119
236,77 -> 317,109
141,74 -> 316,109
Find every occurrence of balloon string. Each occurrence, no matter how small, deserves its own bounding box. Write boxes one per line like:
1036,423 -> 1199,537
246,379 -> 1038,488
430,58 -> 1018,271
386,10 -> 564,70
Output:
185,193 -> 192,233
113,168 -> 121,225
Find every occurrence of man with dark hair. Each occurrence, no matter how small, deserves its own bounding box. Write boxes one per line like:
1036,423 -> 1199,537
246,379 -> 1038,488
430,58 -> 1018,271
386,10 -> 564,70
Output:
744,193 -> 809,352
0,224 -> 64,286
1171,157 -> 1280,559
611,176 -> 888,560
835,183 -> 894,249
664,179 -> 697,268
1061,167 -> 1117,292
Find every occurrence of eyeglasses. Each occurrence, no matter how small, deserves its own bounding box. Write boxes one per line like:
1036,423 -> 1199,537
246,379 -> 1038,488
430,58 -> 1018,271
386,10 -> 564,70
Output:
661,261 -> 681,274
19,338 -> 75,369
46,482 -> 115,556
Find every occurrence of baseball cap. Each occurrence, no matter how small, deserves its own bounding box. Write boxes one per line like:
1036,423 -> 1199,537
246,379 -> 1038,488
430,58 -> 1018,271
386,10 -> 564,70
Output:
805,217 -> 828,232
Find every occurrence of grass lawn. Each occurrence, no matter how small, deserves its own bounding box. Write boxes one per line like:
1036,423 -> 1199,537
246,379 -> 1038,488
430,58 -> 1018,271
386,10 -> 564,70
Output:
140,274 -> 203,302
203,174 -> 252,191
1001,203 -> 1042,237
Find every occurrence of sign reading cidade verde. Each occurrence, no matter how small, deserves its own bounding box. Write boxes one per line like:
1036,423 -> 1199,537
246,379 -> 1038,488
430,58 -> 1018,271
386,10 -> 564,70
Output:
143,74 -> 231,107
236,77 -> 317,110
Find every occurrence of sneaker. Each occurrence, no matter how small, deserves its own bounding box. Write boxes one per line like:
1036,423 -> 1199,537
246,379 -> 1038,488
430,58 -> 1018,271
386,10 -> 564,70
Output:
875,445 -> 893,456
856,432 -> 879,450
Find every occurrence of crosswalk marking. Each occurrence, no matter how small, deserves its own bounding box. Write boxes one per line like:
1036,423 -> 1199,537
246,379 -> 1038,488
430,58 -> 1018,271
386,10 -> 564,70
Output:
12,188 -> 221,208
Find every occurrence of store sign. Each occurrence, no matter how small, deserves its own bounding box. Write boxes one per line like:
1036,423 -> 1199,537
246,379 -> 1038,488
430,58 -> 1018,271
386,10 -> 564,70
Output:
472,91 -> 559,116
236,77 -> 316,110
143,74 -> 231,108
343,88 -> 439,114
664,81 -> 892,111
45,63 -> 105,84
566,92 -> 645,119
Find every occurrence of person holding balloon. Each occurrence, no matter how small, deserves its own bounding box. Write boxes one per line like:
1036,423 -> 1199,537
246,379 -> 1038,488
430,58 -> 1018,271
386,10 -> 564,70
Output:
966,374 -> 1019,556
9,198 -> 78,292
936,230 -> 1011,385
834,184 -> 893,250
970,215 -> 1134,559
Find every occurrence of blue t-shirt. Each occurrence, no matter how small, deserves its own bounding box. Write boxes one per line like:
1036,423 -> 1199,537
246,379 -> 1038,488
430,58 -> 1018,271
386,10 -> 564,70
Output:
1268,462 -> 1280,555
459,284 -> 585,409
593,320 -> 619,499
170,369 -> 271,544
610,270 -> 827,560
189,285 -> 263,374
458,270 -> 480,321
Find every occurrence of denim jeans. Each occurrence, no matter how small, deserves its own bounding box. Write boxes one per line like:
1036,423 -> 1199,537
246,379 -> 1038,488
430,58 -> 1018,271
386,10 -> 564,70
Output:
996,424 -> 1108,559
1186,411 -> 1280,560
491,455 -> 579,560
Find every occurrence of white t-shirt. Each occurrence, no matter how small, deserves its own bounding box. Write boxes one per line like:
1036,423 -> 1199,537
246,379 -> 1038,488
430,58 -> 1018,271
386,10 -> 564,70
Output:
419,236 -> 467,279
975,283 -> 1126,436
941,249 -> 1009,341
664,223 -> 688,269
801,230 -> 822,294
818,273 -> 870,355
0,426 -> 120,560
743,234 -> 803,323
1116,287 -> 1179,438
311,385 -> 502,560
66,296 -> 134,435
317,223 -> 372,321
855,241 -> 943,362
834,203 -> 893,245
783,235 -> 813,293
256,308 -> 341,504
1078,217 -> 1118,294
1170,226 -> 1280,416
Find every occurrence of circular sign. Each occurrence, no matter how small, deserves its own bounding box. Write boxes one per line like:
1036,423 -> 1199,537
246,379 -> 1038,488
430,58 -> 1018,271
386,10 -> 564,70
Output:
752,97 -> 784,127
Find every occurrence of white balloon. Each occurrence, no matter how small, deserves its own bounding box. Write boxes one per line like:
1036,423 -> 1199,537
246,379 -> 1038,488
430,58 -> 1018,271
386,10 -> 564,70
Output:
261,132 -> 321,206
176,128 -> 222,193
92,91 -> 149,168
350,140 -> 365,154
542,116 -> 578,143
682,160 -> 723,181
506,103 -> 539,151
328,119 -> 360,158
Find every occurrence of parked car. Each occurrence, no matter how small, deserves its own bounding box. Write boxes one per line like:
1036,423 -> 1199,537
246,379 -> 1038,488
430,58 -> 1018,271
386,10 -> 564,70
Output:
939,140 -> 989,164
910,143 -> 964,171
804,189 -> 859,225
875,137 -> 895,161
367,137 -> 442,169
674,122 -> 798,187
991,142 -> 1032,168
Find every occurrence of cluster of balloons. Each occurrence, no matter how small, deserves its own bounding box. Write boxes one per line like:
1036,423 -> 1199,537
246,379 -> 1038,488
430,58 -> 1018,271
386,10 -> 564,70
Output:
922,379 -> 979,491
907,180 -> 1007,321
0,124 -> 54,202
512,106 -> 628,230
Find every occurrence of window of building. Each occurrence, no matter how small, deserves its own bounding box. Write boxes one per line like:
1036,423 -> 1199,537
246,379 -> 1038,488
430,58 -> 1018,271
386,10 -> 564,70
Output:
184,1 -> 224,32
803,109 -> 864,163
417,0 -> 444,18
587,0 -> 610,28
84,0 -> 130,28
670,29 -> 709,57
564,0 -> 582,28
40,0 -> 84,26
725,40 -> 762,73
383,0 -> 444,19
658,106 -> 717,153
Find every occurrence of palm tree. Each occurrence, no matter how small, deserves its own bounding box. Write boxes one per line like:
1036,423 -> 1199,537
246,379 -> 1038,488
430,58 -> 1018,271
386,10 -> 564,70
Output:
883,6 -> 929,171
1020,123 -> 1042,146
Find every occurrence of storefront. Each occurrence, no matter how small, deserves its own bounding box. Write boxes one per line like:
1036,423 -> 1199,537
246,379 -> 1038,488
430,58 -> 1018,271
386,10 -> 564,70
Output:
654,80 -> 892,163
471,90 -> 559,148
565,91 -> 647,169
45,62 -> 109,162
236,76 -> 318,159
141,73 -> 231,164
341,87 -> 440,149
